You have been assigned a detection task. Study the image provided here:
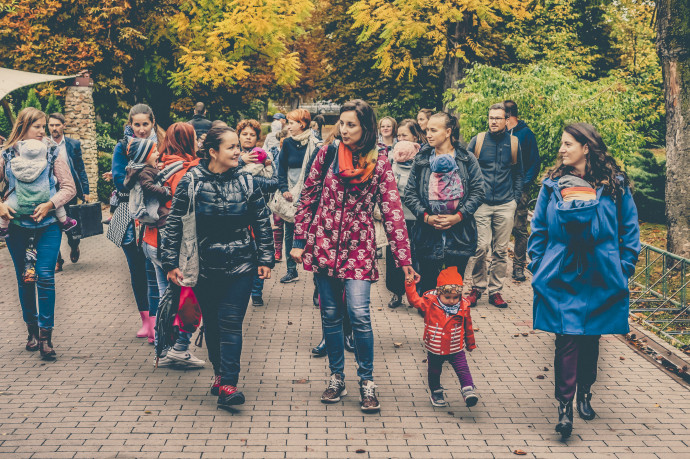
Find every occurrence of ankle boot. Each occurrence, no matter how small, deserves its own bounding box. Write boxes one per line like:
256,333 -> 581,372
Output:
38,328 -> 56,360
311,337 -> 327,357
26,323 -> 39,352
137,311 -> 150,338
147,315 -> 156,344
576,387 -> 596,420
555,400 -> 573,438
344,333 -> 355,353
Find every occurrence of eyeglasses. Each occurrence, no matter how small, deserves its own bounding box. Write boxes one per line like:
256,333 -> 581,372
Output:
488,117 -> 507,121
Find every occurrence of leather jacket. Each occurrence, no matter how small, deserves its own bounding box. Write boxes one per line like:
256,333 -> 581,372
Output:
160,160 -> 275,278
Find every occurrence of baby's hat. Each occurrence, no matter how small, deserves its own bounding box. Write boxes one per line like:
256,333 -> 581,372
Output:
17,139 -> 48,160
436,266 -> 463,295
251,147 -> 268,163
391,140 -> 421,163
127,138 -> 158,164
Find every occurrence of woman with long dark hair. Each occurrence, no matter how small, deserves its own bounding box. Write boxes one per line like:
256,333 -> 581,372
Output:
528,123 -> 640,438
162,125 -> 274,408
0,108 -> 76,360
291,99 -> 418,412
403,112 -> 485,295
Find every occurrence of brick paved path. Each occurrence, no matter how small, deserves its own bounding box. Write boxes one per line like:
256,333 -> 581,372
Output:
0,235 -> 688,458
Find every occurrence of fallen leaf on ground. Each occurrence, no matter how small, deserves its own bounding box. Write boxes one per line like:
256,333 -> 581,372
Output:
514,334 -> 520,337
474,328 -> 480,332
378,308 -> 382,311
422,359 -> 428,363
394,342 -> 402,348
356,449 -> 366,454
513,450 -> 527,455
287,321 -> 293,325
620,356 -> 625,360
543,367 -> 549,371
293,379 -> 309,384
521,333 -> 529,336
536,374 -> 545,379
447,411 -> 455,416
144,410 -> 152,414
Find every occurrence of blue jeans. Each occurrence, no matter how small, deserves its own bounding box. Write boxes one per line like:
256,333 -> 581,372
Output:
121,223 -> 149,313
316,275 -> 374,381
142,242 -> 168,316
194,273 -> 253,385
284,222 -> 296,272
6,223 -> 62,328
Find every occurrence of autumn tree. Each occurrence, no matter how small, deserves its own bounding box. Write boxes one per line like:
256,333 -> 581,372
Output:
348,0 -> 529,101
657,0 -> 690,257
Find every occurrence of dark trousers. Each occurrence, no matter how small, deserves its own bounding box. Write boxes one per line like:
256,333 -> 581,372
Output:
418,256 -> 470,295
427,351 -> 474,390
554,334 -> 601,403
194,273 -> 253,386
284,221 -> 296,272
512,191 -> 530,269
385,220 -> 415,297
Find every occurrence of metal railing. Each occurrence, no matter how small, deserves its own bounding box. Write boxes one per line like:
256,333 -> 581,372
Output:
629,243 -> 690,346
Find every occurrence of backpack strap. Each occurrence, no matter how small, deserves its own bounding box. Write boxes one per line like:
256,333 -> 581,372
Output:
510,135 -> 518,165
473,132 -> 486,160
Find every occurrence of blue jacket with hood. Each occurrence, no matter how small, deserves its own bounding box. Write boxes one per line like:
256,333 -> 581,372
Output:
527,176 -> 640,335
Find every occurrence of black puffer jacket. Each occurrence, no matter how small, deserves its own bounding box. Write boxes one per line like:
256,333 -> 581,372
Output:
403,145 -> 485,261
160,161 -> 275,278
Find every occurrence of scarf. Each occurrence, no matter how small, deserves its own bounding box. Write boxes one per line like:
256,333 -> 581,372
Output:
436,296 -> 461,316
336,141 -> 377,185
291,129 -> 312,145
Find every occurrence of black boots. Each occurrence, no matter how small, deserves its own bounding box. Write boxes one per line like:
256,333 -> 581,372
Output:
38,328 -> 56,360
387,294 -> 402,309
26,323 -> 39,352
555,400 -> 573,438
577,387 -> 597,420
312,337 -> 327,357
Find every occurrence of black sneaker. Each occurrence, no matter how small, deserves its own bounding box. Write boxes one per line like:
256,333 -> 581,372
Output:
280,270 -> 299,283
218,385 -> 245,408
252,296 -> 264,307
430,387 -> 447,407
388,294 -> 402,309
359,380 -> 380,412
321,374 -> 347,403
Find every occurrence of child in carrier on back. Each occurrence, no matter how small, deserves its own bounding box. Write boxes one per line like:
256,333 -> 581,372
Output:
0,139 -> 77,239
123,138 -> 171,221
405,266 -> 478,408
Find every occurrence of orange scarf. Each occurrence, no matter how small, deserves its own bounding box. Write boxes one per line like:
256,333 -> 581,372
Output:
337,142 -> 377,185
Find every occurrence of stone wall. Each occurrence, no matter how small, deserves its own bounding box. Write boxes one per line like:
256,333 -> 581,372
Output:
64,86 -> 97,200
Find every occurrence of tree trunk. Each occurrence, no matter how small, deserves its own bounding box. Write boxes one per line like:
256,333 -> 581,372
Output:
441,13 -> 474,111
657,0 -> 690,257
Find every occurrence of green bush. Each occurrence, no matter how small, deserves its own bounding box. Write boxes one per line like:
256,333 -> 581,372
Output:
627,149 -> 666,223
97,152 -> 115,203
445,64 -> 661,179
45,94 -> 62,115
21,89 -> 42,111
0,103 -> 14,137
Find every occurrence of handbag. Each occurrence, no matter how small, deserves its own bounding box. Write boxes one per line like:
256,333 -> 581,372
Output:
268,136 -> 320,222
178,171 -> 199,287
66,202 -> 104,239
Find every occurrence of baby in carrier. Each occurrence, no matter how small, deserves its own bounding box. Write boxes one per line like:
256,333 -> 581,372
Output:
239,147 -> 274,178
0,139 -> 77,239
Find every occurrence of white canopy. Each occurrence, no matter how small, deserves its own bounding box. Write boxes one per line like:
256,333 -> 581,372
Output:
0,67 -> 77,100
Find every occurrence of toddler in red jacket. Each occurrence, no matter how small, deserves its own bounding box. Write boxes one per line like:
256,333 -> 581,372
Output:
405,266 -> 478,407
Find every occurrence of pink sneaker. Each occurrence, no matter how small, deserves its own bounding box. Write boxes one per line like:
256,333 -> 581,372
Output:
60,217 -> 78,232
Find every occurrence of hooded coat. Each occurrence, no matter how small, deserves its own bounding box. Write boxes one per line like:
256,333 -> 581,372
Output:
527,177 -> 640,335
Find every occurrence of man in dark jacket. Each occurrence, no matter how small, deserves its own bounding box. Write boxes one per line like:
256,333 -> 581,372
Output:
505,100 -> 541,282
49,113 -> 90,269
188,102 -> 213,137
465,103 -> 524,309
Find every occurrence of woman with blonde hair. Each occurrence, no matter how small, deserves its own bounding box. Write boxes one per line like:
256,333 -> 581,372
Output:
0,107 -> 76,360
377,116 -> 397,151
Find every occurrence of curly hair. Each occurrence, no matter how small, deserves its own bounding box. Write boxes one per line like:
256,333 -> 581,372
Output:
236,119 -> 262,139
547,123 -> 631,199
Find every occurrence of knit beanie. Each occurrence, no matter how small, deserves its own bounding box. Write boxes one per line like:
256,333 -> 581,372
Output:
391,140 -> 421,163
127,138 -> 158,164
436,266 -> 463,295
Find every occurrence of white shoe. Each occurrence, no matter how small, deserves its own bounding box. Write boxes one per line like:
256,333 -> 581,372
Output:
166,348 -> 206,367
154,354 -> 175,368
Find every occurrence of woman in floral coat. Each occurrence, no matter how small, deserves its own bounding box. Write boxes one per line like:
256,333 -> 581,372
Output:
291,99 -> 419,412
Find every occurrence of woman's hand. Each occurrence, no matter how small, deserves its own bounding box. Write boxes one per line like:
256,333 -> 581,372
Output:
102,171 -> 113,182
426,215 -> 440,227
258,266 -> 271,280
241,151 -> 259,164
434,213 -> 462,230
283,191 -> 293,202
0,202 -> 16,221
32,201 -> 55,222
290,248 -> 304,263
167,268 -> 184,286
402,265 -> 421,283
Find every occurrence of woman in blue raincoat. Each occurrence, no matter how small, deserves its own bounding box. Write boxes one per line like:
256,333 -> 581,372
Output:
528,123 -> 640,439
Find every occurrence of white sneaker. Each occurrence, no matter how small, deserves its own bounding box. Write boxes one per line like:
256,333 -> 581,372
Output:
154,354 -> 175,368
166,348 -> 206,367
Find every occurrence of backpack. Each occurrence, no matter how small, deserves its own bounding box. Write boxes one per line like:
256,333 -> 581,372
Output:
129,161 -> 185,225
473,132 -> 519,165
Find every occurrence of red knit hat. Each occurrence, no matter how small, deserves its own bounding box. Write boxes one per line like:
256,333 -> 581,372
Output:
436,266 -> 463,294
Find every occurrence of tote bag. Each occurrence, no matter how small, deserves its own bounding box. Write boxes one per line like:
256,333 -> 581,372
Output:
178,171 -> 199,287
